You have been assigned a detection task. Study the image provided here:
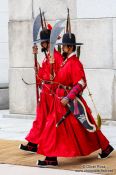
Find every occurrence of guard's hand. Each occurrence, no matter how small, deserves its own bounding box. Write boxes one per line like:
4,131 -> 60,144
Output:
49,56 -> 55,64
32,45 -> 38,54
50,74 -> 54,81
61,97 -> 69,106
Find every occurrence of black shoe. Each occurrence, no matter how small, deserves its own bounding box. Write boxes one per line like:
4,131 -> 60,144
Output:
19,142 -> 37,153
36,159 -> 58,168
98,145 -> 114,159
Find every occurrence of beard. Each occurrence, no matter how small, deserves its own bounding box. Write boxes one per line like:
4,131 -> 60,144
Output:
41,47 -> 47,58
41,47 -> 48,58
62,52 -> 68,60
41,47 -> 47,53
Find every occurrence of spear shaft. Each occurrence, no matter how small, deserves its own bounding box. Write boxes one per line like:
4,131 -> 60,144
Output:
33,44 -> 39,104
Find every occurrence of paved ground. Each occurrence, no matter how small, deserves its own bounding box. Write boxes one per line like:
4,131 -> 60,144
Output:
0,164 -> 98,175
0,110 -> 116,175
0,110 -> 116,149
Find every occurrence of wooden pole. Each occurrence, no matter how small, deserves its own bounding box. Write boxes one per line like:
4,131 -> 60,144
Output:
32,44 -> 39,104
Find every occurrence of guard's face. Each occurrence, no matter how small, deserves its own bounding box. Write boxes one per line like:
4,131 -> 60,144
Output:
62,45 -> 69,53
62,45 -> 69,60
41,41 -> 48,49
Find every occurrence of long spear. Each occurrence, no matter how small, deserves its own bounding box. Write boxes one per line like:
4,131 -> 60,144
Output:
50,20 -> 65,80
32,14 -> 42,104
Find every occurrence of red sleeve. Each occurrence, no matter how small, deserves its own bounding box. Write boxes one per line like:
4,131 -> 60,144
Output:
67,84 -> 83,100
66,59 -> 86,100
71,59 -> 86,86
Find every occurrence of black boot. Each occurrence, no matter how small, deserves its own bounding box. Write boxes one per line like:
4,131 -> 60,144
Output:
19,142 -> 38,153
37,156 -> 58,167
98,144 -> 114,159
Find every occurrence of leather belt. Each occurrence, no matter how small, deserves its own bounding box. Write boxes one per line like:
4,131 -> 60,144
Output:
58,85 -> 72,90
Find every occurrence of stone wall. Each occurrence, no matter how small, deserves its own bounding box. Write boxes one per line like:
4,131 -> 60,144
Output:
0,0 -> 9,109
0,0 -> 9,84
9,0 -> 116,119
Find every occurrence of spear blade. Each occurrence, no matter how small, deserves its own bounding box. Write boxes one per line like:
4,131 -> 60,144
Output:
33,14 -> 42,43
50,19 -> 65,59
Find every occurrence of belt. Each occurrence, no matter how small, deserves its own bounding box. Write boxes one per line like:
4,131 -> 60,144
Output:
58,85 -> 72,90
42,80 -> 52,84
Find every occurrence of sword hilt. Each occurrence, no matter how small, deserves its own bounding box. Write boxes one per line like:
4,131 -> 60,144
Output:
56,110 -> 71,127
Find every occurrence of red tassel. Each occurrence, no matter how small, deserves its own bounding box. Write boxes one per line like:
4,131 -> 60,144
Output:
47,23 -> 52,30
47,23 -> 61,39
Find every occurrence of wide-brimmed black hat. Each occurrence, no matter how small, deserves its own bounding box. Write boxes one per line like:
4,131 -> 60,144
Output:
38,29 -> 51,43
57,32 -> 83,45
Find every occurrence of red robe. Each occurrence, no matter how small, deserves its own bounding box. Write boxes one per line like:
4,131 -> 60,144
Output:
25,49 -> 63,144
37,54 -> 109,157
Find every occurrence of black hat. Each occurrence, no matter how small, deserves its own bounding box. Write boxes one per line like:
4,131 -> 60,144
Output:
57,32 -> 83,45
38,8 -> 51,43
38,29 -> 51,43
56,9 -> 83,46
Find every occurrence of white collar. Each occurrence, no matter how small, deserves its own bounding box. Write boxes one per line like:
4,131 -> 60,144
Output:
68,52 -> 76,58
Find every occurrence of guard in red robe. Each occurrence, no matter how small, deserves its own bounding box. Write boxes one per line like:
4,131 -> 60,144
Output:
36,32 -> 114,167
19,29 -> 63,152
